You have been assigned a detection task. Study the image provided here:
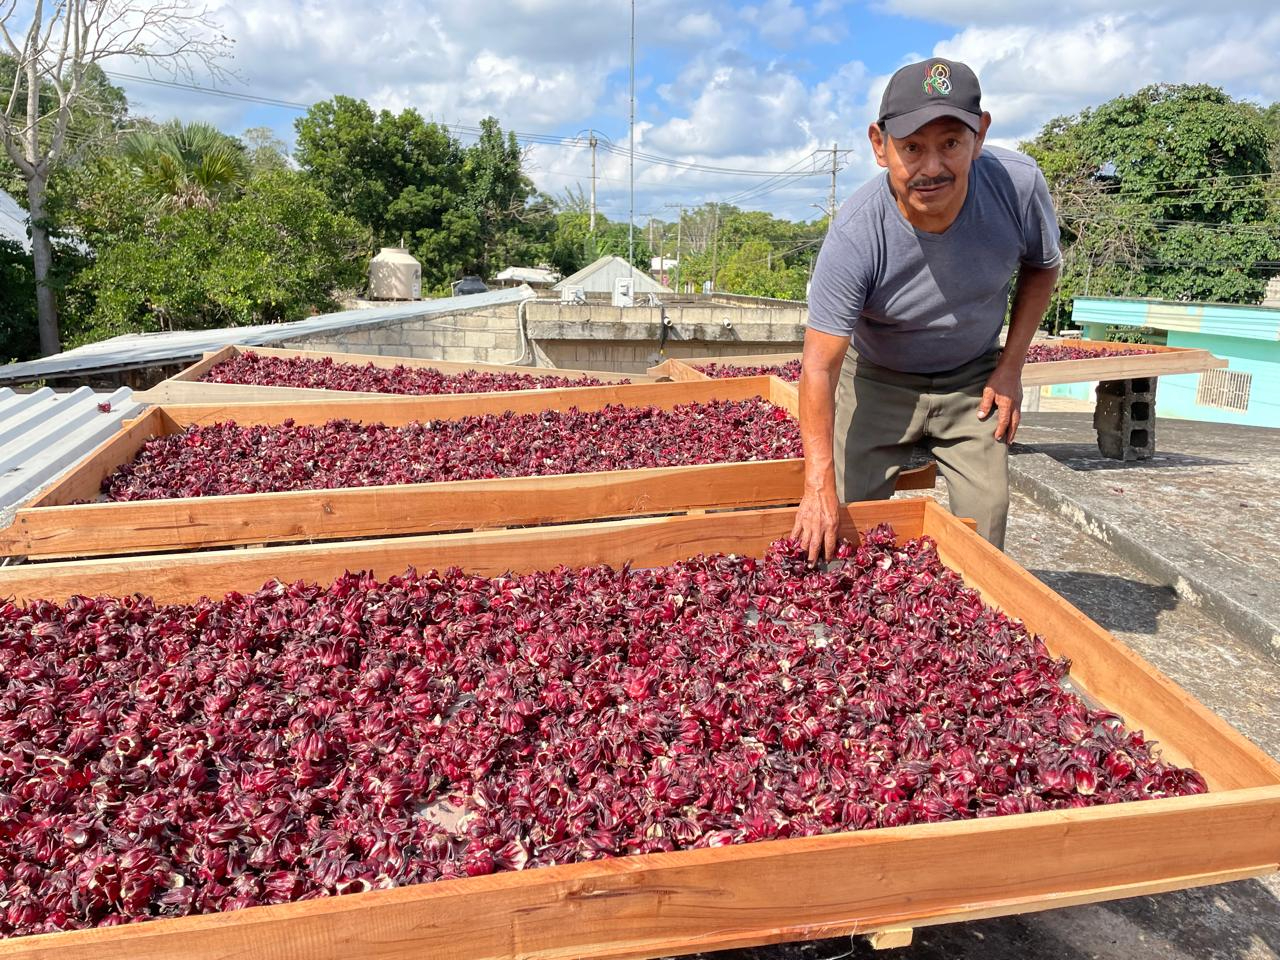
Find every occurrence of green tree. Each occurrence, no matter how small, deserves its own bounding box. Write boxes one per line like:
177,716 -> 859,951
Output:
715,238 -> 808,299
294,96 -> 474,289
241,126 -> 291,176
0,237 -> 37,361
69,171 -> 367,342
1024,84 -> 1280,324
120,120 -> 250,211
0,1 -> 230,354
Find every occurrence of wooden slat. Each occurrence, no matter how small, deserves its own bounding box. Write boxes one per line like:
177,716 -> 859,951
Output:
3,460 -> 938,560
139,345 -> 646,403
0,501 -> 929,604
165,345 -> 238,383
4,462 -> 801,558
921,500 -> 1280,793
1,786 -> 1275,960
158,376 -> 779,428
25,408 -> 172,509
648,354 -> 801,381
1019,340 -> 1227,387
653,343 -> 1228,389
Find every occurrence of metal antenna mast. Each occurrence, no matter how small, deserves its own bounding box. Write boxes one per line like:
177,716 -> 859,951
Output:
589,129 -> 598,233
628,0 -> 635,267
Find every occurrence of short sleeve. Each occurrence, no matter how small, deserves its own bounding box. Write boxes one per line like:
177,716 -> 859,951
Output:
1021,167 -> 1062,268
806,223 -> 870,338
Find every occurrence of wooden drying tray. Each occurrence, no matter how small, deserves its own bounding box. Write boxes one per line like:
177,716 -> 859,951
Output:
649,340 -> 1227,387
0,376 -> 935,560
133,344 -> 653,404
0,499 -> 1275,960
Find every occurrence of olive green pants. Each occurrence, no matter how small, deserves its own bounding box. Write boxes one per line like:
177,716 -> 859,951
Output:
833,348 -> 1009,548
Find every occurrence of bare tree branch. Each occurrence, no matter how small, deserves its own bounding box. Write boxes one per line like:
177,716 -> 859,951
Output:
0,0 -> 233,354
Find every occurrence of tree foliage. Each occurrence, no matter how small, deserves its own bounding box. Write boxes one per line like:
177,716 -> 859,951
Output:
120,120 -> 250,211
295,98 -> 565,290
0,237 -> 37,361
1024,83 -> 1280,325
66,171 -> 367,343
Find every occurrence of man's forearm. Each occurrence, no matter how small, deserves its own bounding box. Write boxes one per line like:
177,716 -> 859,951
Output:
999,264 -> 1059,368
798,365 -> 838,493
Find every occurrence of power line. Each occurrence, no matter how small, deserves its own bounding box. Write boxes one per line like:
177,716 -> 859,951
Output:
105,70 -> 829,180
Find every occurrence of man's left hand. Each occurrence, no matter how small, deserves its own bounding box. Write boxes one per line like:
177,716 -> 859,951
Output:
977,363 -> 1023,443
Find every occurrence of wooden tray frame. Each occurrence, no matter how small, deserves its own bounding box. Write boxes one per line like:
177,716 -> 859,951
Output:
0,376 -> 933,560
649,340 -> 1227,387
0,499 -> 1276,960
134,344 -> 654,404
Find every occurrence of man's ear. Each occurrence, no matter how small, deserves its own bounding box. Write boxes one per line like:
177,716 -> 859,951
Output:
868,123 -> 889,169
974,112 -> 992,154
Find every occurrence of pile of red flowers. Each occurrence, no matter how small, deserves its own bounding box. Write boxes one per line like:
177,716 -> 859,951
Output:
694,360 -> 802,382
1024,344 -> 1157,363
0,527 -> 1206,936
99,399 -> 803,501
200,352 -> 623,395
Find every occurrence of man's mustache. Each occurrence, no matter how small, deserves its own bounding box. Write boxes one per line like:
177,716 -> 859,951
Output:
908,174 -> 954,189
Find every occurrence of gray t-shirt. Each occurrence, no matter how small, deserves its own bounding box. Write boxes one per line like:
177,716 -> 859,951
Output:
807,145 -> 1061,374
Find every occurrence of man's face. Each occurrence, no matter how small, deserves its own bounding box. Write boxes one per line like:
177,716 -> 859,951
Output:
868,114 -> 991,225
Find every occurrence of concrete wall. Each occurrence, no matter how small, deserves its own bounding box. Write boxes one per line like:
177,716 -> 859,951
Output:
275,299 -> 808,374
281,303 -> 523,364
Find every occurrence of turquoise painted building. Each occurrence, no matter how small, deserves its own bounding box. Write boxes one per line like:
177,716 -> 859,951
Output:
1051,296 -> 1280,429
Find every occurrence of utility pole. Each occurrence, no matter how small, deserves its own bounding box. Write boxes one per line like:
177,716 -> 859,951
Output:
710,203 -> 719,293
828,142 -> 838,220
589,130 -> 598,233
664,203 -> 684,293
627,0 -> 636,268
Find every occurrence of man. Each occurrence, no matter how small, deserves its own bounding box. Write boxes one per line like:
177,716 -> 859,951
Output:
791,57 -> 1060,560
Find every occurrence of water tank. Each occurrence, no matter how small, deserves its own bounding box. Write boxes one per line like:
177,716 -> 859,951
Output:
368,247 -> 422,300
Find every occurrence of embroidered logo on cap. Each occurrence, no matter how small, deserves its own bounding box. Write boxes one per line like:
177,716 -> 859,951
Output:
922,62 -> 951,96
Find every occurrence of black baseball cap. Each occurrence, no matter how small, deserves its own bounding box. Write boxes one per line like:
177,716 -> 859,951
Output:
877,58 -> 982,138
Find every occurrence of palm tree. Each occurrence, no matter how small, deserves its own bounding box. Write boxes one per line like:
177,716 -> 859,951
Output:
121,120 -> 250,210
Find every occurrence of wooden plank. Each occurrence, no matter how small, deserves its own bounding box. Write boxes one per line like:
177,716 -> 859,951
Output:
0,786 -> 1275,960
157,376 -> 779,429
139,345 -> 647,403
165,344 -> 238,383
868,928 -> 913,949
647,358 -> 707,382
648,354 -> 801,381
652,343 -> 1228,389
3,461 -> 801,558
1020,342 -> 1227,387
920,500 -> 1280,793
24,408 -> 170,509
0,501 -> 930,604
3,459 -> 939,560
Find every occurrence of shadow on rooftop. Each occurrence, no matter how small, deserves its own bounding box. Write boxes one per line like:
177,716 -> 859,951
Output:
1012,441 -> 1239,472
1027,569 -> 1179,635
668,872 -> 1280,960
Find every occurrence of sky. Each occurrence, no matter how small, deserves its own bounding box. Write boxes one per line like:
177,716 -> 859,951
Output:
112,0 -> 1280,225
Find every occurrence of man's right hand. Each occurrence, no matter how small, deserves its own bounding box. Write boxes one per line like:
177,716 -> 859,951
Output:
790,481 -> 840,565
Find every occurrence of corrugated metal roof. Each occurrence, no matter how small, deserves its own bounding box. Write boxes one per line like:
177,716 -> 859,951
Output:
0,188 -> 30,252
0,386 -> 143,522
553,255 -> 671,294
495,266 -> 558,284
0,285 -> 536,386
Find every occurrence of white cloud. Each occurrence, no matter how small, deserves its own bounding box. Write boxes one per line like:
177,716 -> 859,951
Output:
741,0 -> 809,45
931,10 -> 1280,145
675,12 -> 722,40
102,0 -> 1280,224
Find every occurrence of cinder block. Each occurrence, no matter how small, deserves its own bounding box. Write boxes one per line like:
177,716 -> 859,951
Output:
1094,377 -> 1157,460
